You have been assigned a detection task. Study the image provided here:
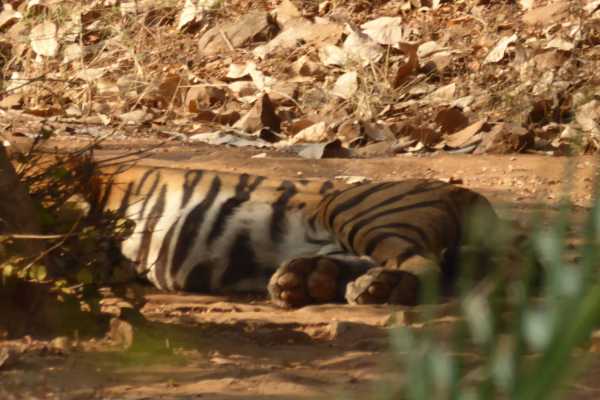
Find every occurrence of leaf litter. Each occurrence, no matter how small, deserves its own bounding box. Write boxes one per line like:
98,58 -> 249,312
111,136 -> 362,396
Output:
0,0 -> 599,158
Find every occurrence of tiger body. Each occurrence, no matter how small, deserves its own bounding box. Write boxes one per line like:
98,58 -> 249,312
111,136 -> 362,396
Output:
94,164 -> 498,306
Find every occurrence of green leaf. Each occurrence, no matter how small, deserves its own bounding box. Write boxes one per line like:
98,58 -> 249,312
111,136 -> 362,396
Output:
51,167 -> 70,180
30,264 -> 47,281
76,268 -> 94,285
1,264 -> 14,278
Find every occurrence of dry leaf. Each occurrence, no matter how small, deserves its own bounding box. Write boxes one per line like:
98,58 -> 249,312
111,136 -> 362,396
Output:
254,18 -> 343,59
484,34 -> 517,64
532,50 -> 569,70
559,125 -> 580,140
545,38 -> 574,51
0,5 -> 22,31
248,68 -> 274,92
154,74 -> 185,108
360,16 -> 405,46
427,83 -> 456,104
435,107 -> 469,134
532,71 -> 555,96
0,41 -> 11,62
407,82 -> 434,96
0,348 -> 17,370
186,85 -> 227,111
190,131 -> 272,148
199,0 -> 222,8
198,11 -> 273,55
585,0 -> 600,14
445,119 -> 487,148
267,82 -> 298,107
336,120 -> 363,146
394,42 -> 419,87
294,121 -> 328,142
390,134 -> 417,153
476,123 -> 533,154
233,94 -> 280,133
287,117 -> 318,135
426,52 -> 452,73
407,141 -> 425,153
178,0 -> 204,30
229,81 -> 258,99
354,141 -> 394,157
331,71 -> 358,99
109,318 -> 134,350
27,0 -> 52,15
417,41 -> 445,58
576,100 -> 600,134
274,0 -> 302,27
293,55 -> 322,76
96,79 -> 120,99
227,62 -> 273,91
0,94 -> 23,109
49,336 -> 72,354
116,74 -> 144,98
25,106 -> 63,117
227,62 -> 254,79
62,43 -> 82,64
30,21 -> 59,57
451,96 -> 475,110
414,127 -> 441,147
298,139 -> 350,159
518,0 -> 535,10
119,109 -> 150,125
319,44 -> 348,67
361,121 -> 395,142
522,1 -> 569,25
196,109 -> 240,125
342,30 -> 383,66
334,175 -> 370,184
75,67 -> 107,82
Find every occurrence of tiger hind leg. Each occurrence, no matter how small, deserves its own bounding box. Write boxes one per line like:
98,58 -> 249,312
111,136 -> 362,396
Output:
268,255 -> 376,308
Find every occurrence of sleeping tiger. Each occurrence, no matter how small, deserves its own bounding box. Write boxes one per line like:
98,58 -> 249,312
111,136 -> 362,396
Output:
88,163 -> 501,308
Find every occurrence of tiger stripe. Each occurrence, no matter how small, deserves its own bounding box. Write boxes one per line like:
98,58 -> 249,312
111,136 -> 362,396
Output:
90,163 -> 498,301
171,176 -> 221,277
270,180 -> 297,242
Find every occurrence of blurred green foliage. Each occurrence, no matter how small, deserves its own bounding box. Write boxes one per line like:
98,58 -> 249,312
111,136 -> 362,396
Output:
379,183 -> 600,400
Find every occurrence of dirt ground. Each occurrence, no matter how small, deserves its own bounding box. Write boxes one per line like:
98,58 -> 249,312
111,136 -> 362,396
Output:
2,142 -> 600,400
2,0 -> 599,397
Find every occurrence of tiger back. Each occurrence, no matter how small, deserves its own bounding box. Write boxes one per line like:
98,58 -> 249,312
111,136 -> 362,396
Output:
314,179 -> 497,267
92,163 -> 499,307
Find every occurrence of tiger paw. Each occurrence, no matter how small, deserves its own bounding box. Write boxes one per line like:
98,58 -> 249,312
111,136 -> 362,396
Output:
345,268 -> 420,306
268,257 -> 341,308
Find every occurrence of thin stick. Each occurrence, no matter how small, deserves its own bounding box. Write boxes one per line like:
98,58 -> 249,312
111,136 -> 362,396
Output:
0,233 -> 74,240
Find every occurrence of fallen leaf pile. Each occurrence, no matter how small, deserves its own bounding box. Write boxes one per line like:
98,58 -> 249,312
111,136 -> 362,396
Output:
0,0 -> 599,157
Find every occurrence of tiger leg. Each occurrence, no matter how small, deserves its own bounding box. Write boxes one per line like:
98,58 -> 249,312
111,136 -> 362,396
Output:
268,255 -> 376,308
344,255 -> 438,305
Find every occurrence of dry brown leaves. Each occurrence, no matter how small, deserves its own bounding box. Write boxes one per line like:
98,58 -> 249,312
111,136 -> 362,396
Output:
0,0 -> 599,158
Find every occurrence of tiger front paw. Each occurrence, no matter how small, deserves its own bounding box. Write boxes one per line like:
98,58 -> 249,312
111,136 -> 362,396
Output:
345,268 -> 420,306
268,257 -> 341,308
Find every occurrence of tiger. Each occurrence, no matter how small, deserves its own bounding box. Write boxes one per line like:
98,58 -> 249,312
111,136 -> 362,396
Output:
86,162 -> 502,308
